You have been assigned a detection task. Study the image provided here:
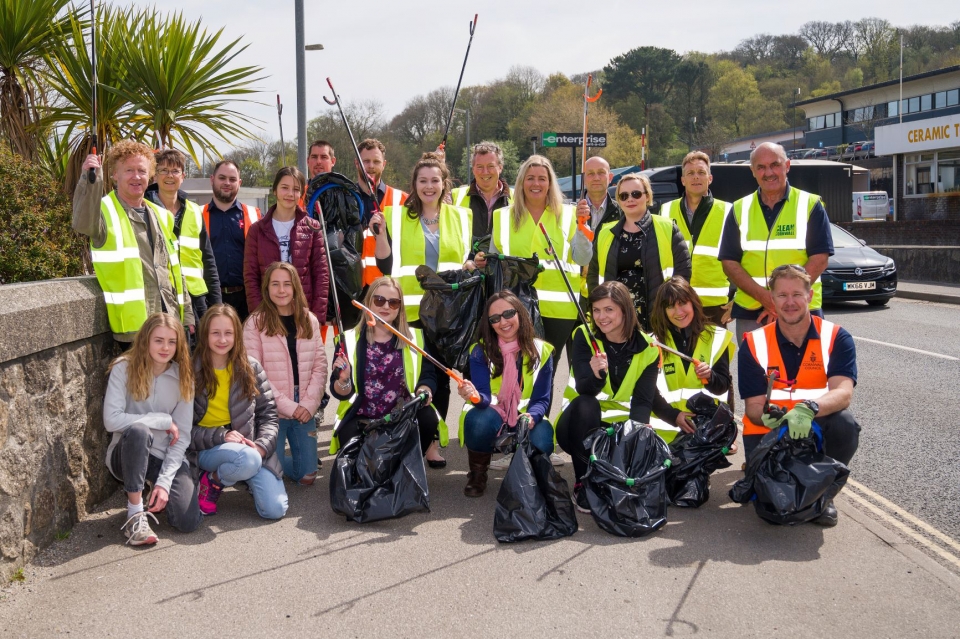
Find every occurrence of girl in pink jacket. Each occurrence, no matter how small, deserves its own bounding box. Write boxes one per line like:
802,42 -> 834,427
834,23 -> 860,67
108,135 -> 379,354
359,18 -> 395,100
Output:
244,262 -> 328,485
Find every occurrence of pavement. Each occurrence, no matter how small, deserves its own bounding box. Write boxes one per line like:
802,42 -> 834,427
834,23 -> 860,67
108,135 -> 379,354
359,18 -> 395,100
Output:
896,280 -> 960,304
3,294 -> 960,637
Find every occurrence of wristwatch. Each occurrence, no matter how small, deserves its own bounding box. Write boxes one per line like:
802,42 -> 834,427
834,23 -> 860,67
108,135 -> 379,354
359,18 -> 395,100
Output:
800,400 -> 820,415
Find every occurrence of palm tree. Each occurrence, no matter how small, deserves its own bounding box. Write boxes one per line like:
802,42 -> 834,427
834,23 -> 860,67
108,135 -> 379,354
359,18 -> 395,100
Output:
0,0 -> 74,161
108,9 -> 265,164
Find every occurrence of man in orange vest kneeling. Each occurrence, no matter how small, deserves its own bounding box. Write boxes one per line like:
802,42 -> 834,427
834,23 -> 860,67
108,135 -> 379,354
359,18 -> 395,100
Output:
738,264 -> 860,526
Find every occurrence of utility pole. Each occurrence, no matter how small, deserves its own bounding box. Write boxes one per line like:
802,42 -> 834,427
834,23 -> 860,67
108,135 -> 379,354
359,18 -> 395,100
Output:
294,0 -> 307,174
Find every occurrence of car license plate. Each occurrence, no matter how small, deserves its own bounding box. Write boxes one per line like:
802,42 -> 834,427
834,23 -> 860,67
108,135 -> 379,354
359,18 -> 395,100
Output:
843,281 -> 876,291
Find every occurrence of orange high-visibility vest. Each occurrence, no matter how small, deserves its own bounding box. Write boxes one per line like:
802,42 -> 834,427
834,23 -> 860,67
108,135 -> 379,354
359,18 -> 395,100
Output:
361,184 -> 407,285
742,315 -> 840,436
202,202 -> 261,238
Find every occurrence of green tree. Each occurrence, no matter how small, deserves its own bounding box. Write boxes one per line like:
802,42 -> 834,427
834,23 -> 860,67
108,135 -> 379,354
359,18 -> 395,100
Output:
707,61 -> 785,138
0,0 -> 74,161
602,46 -> 682,132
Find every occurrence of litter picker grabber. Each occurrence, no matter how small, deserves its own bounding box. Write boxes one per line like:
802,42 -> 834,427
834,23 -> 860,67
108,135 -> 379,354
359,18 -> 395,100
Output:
537,222 -> 603,362
324,78 -> 384,235
352,300 -> 480,404
576,74 -> 602,241
313,194 -> 347,363
276,95 -> 287,167
87,0 -> 99,184
648,338 -> 709,385
439,14 -> 478,152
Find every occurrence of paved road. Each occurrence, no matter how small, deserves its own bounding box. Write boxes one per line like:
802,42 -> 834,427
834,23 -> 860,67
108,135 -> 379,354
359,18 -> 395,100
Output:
820,297 -> 960,543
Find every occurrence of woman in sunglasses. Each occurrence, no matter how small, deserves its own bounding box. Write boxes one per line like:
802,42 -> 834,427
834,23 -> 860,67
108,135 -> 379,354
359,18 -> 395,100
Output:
455,291 -> 555,498
556,281 -> 660,513
328,277 -> 441,457
587,173 -> 691,331
380,152 -> 473,467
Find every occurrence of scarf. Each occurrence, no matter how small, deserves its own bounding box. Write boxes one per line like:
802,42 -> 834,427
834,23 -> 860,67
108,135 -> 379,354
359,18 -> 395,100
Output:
491,338 -> 522,427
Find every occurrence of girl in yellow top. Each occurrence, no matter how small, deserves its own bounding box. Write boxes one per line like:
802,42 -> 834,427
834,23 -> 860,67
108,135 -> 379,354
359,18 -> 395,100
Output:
191,304 -> 288,519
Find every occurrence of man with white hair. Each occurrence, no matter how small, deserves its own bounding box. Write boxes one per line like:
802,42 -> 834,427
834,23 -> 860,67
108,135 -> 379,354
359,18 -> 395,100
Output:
718,142 -> 834,341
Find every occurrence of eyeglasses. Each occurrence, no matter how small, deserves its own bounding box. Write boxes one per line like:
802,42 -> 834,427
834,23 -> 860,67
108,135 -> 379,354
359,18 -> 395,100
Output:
157,168 -> 183,177
488,308 -> 518,325
372,295 -> 402,310
771,264 -> 807,274
617,190 -> 647,202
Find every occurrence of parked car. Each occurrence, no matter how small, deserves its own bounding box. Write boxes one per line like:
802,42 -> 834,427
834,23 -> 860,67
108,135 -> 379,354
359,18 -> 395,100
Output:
821,224 -> 897,306
852,191 -> 889,221
857,141 -> 875,159
788,148 -> 808,159
803,148 -> 827,159
826,145 -> 841,160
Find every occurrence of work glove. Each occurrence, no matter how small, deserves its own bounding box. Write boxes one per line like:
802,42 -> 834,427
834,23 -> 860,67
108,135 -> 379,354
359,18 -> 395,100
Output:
761,412 -> 784,429
783,404 -> 816,440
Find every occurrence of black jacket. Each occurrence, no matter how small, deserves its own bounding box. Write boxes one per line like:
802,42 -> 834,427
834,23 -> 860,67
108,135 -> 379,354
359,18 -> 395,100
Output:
587,213 -> 692,316
145,185 -> 222,317
593,196 -> 621,230
330,329 -> 439,424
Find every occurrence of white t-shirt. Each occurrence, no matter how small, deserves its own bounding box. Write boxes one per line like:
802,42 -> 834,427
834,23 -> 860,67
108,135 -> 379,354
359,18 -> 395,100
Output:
272,218 -> 296,263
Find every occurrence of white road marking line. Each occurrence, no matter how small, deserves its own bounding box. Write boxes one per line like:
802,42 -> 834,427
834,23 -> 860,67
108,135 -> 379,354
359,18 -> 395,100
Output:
843,489 -> 960,570
847,479 -> 960,553
852,336 -> 959,361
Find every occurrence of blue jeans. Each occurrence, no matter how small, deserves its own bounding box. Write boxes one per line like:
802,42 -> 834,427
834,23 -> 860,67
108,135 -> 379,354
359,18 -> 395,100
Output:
197,443 -> 289,520
463,406 -> 554,454
277,388 -> 318,482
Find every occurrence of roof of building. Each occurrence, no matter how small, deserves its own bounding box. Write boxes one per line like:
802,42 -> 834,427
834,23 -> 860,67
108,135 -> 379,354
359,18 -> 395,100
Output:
795,64 -> 960,107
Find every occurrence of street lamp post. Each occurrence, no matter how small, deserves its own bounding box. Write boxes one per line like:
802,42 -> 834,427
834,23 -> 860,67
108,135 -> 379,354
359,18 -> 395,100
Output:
295,0 -> 324,175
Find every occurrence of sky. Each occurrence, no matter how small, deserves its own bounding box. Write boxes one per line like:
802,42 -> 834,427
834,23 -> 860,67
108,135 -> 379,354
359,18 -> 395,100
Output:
113,0 -> 951,144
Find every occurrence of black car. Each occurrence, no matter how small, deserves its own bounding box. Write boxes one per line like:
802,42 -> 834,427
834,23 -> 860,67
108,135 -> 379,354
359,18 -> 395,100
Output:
821,224 -> 897,306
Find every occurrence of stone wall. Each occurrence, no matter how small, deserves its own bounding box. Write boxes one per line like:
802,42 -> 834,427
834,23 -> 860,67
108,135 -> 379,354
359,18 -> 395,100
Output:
872,247 -> 960,284
839,220 -> 960,247
0,277 -> 119,581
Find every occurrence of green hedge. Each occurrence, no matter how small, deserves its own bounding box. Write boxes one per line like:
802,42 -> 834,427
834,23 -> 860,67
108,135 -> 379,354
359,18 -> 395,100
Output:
0,148 -> 86,285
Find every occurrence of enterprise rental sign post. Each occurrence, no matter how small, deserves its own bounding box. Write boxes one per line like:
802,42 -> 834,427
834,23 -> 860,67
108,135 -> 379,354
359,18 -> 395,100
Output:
541,132 -> 608,199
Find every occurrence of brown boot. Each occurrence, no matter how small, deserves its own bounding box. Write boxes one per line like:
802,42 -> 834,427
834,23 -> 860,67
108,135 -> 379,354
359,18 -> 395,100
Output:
464,450 -> 492,498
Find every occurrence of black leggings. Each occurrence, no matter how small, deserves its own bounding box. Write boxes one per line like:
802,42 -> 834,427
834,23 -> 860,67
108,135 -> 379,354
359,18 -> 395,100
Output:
542,317 -> 576,412
338,406 -> 439,455
742,408 -> 861,466
556,395 -> 605,483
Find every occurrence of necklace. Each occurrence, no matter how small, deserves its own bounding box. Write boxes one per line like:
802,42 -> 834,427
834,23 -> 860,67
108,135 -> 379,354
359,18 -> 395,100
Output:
422,216 -> 439,225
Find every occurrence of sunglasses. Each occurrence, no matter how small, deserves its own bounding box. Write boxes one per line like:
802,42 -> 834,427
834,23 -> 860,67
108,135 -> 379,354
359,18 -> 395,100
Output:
488,308 -> 518,325
617,190 -> 647,202
372,295 -> 402,310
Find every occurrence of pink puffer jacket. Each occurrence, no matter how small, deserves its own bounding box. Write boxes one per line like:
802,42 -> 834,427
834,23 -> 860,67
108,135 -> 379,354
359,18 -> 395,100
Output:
243,312 -> 328,419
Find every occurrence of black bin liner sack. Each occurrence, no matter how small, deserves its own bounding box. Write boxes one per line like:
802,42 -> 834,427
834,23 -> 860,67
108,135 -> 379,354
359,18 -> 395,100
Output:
330,395 -> 430,523
483,253 -> 545,339
416,266 -> 486,373
494,418 -> 578,543
729,424 -> 850,525
306,171 -> 366,330
666,393 -> 738,508
584,422 -> 673,537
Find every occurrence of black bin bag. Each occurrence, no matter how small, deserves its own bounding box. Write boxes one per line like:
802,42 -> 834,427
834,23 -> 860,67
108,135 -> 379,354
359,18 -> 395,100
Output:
665,393 -> 738,508
729,424 -> 850,525
494,418 -> 578,543
330,395 -> 430,523
584,422 -> 673,537
415,266 -> 485,373
483,253 -> 544,339
306,171 -> 366,330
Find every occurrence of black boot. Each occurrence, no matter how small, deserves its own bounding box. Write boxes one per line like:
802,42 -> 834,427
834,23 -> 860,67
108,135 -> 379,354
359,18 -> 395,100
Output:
812,499 -> 838,527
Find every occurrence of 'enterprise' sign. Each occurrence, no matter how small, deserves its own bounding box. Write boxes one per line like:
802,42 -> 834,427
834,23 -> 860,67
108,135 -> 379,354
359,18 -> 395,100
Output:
541,132 -> 607,148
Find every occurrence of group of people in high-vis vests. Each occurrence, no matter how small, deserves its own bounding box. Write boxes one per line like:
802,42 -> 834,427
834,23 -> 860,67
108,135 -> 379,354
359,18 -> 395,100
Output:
73,137 -> 860,545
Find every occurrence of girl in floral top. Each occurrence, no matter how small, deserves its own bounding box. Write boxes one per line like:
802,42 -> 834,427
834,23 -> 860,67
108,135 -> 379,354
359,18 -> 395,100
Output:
329,277 -> 440,454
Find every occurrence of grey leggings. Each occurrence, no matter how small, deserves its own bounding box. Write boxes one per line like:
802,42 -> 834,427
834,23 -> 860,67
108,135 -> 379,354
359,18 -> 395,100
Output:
111,423 -> 202,533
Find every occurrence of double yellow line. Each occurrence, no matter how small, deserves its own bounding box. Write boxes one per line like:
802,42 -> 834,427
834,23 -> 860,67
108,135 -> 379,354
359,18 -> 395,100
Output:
843,479 -> 960,571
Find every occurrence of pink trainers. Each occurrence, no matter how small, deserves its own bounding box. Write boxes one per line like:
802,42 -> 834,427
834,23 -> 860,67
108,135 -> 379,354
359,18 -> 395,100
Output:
197,471 -> 223,515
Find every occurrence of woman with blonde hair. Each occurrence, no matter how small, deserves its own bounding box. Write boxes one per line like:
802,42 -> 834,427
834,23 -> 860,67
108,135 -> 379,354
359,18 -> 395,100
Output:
329,276 -> 441,457
244,262 -> 328,486
103,313 -> 201,545
478,155 -> 592,391
191,304 -> 288,519
587,173 -> 691,331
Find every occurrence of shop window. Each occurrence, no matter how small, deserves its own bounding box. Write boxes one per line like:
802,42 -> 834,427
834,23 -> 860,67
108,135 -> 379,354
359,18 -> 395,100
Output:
888,100 -> 899,117
935,92 -> 947,109
938,151 -> 960,193
908,97 -> 920,113
905,153 -> 935,196
825,113 -> 835,128
949,89 -> 959,107
920,94 -> 932,111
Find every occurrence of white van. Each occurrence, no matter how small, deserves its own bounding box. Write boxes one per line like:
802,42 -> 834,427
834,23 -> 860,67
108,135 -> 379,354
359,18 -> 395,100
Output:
852,191 -> 889,221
